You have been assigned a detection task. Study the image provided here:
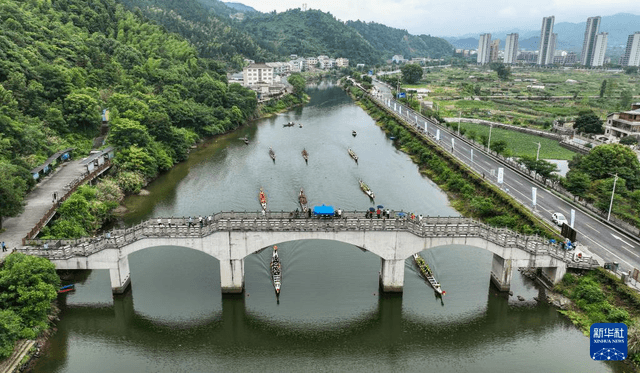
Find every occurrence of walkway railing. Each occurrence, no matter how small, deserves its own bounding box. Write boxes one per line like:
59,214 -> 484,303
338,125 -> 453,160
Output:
19,211 -> 595,267
22,160 -> 112,245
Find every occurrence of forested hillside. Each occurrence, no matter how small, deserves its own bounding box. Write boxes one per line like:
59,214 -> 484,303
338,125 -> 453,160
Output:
119,0 -> 274,68
346,20 -> 454,60
0,0 -> 256,227
240,9 -> 380,65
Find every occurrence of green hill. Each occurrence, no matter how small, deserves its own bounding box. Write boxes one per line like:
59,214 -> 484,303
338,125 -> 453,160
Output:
119,0 -> 275,68
346,20 -> 454,60
240,9 -> 380,64
0,0 -> 257,225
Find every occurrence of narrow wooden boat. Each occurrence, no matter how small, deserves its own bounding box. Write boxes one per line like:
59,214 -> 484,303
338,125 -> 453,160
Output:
58,288 -> 75,294
352,130 -> 357,137
60,284 -> 75,290
269,147 -> 276,161
413,253 -> 444,295
302,148 -> 309,163
299,188 -> 309,213
284,122 -> 295,127
359,179 -> 375,199
271,245 -> 282,295
299,123 -> 303,128
244,138 -> 249,145
348,148 -> 358,163
259,188 -> 267,210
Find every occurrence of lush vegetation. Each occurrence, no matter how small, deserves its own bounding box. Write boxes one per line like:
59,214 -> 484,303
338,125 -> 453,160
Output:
346,20 -> 453,60
119,0 -> 275,69
345,81 -> 558,237
0,253 -> 59,359
240,9 -> 380,65
0,0 -> 259,230
401,64 -> 423,84
554,269 -> 640,366
565,144 -> 640,226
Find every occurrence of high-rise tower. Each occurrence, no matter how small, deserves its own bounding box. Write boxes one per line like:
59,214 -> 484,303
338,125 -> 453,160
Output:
580,16 -> 601,66
621,32 -> 640,67
591,32 -> 608,67
538,16 -> 555,65
504,33 -> 519,64
477,33 -> 492,65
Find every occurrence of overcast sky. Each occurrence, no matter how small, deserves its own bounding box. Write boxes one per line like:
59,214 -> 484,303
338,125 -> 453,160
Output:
228,0 -> 639,37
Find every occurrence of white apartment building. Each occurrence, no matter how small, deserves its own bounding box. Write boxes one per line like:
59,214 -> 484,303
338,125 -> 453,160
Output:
336,58 -> 349,67
538,16 -> 556,65
477,33 -> 491,65
581,16 -> 601,66
318,59 -> 335,69
621,32 -> 640,67
591,32 -> 608,67
242,63 -> 274,87
265,62 -> 291,75
504,33 -> 519,64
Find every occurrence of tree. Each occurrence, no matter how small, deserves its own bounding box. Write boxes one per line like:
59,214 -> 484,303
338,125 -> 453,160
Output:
0,253 -> 59,331
400,64 -> 423,84
599,80 -> 607,98
574,111 -> 603,134
620,136 -> 639,146
63,93 -> 101,133
620,89 -> 633,110
490,62 -> 511,80
288,73 -> 306,99
0,309 -> 22,359
564,171 -> 591,199
571,144 -> 640,190
0,162 -> 27,229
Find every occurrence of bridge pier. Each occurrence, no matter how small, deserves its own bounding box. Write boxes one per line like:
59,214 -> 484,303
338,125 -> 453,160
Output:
379,258 -> 405,292
109,255 -> 131,294
220,259 -> 244,294
490,254 -> 512,292
540,265 -> 566,286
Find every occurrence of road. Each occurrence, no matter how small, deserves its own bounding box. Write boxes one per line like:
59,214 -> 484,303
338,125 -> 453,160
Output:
370,78 -> 640,275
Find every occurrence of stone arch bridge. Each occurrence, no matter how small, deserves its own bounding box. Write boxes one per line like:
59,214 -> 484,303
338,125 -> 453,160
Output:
19,211 -> 597,295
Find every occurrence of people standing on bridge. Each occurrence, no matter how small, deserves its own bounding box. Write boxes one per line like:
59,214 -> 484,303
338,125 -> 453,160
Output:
168,217 -> 172,227
157,217 -> 162,226
207,215 -> 212,226
376,208 -> 381,219
188,216 -> 193,227
199,216 -> 203,228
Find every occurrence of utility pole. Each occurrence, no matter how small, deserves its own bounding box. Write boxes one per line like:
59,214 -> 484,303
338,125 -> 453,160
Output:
458,111 -> 461,136
536,142 -> 541,161
487,124 -> 493,153
607,173 -> 618,221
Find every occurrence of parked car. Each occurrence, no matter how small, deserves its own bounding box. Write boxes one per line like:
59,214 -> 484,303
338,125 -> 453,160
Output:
551,212 -> 568,226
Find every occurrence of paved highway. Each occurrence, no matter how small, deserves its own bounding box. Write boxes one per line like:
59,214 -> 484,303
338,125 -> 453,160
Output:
370,78 -> 640,275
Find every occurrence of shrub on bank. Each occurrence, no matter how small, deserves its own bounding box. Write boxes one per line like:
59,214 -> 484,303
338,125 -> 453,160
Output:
0,253 -> 59,359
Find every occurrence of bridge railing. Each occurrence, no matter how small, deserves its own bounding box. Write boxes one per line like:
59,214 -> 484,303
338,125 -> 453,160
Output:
18,211 -> 591,265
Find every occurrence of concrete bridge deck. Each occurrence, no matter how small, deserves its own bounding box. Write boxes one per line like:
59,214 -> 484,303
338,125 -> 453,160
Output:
19,211 -> 598,295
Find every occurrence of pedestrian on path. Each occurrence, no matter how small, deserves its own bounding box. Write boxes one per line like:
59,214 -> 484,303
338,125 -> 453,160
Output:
1,242 -> 6,252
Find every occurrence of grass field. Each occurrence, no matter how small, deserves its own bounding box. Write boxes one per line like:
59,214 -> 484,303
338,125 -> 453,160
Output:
456,122 -> 578,160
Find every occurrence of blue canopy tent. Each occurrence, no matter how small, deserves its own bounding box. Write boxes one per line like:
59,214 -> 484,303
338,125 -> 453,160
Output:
313,205 -> 335,216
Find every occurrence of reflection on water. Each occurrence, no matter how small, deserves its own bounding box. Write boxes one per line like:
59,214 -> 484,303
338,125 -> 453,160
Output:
32,83 -> 622,373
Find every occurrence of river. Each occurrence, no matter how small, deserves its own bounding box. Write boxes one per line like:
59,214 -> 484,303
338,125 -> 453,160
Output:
31,81 -> 624,372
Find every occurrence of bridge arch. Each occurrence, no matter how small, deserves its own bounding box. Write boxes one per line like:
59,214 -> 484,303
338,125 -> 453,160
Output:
21,212 -> 584,295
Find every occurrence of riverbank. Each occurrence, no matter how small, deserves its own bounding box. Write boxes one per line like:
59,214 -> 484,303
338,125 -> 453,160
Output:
553,268 -> 640,370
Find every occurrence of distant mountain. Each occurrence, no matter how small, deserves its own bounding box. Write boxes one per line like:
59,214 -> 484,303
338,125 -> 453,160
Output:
240,9 -> 381,64
346,20 -> 453,60
224,2 -> 257,13
444,13 -> 640,52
